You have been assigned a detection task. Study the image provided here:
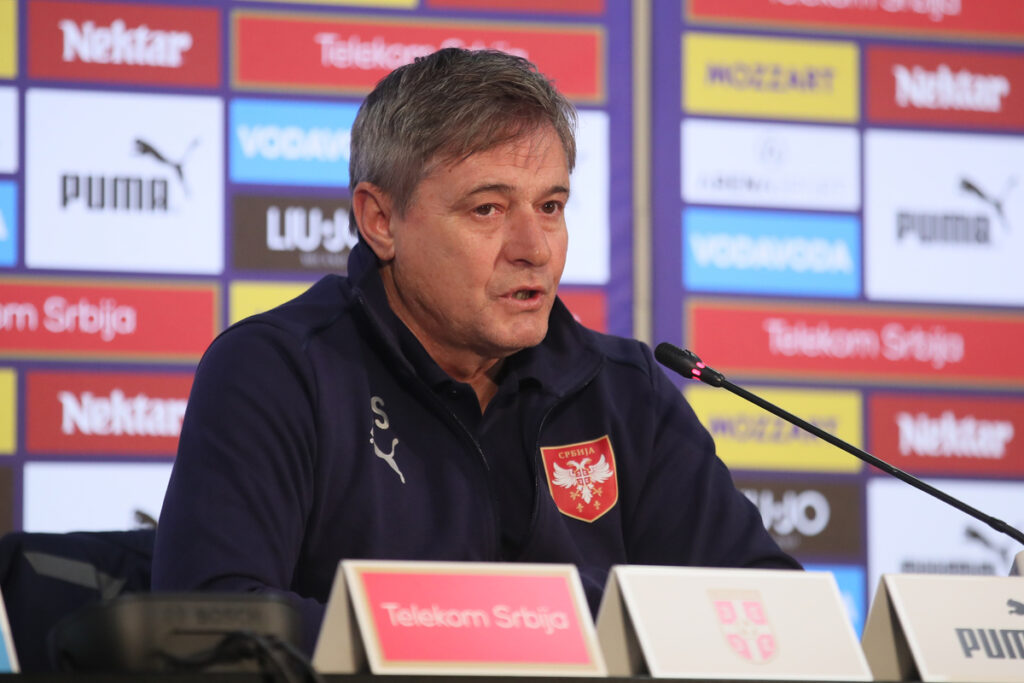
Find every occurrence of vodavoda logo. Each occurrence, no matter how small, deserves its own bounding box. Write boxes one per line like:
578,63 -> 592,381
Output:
25,88 -> 223,274
230,98 -> 358,187
233,193 -> 355,272
682,119 -> 859,211
0,86 -> 15,173
0,181 -> 16,267
683,207 -> 860,298
865,129 -> 1024,306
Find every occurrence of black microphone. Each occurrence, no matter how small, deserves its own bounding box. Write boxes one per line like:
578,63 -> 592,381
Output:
654,342 -> 1024,547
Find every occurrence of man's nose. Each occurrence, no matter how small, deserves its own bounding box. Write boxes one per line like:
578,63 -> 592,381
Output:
504,209 -> 553,266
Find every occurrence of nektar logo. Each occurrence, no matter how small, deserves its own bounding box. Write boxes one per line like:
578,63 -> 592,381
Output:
59,388 -> 186,437
893,63 -> 1010,113
896,410 -> 1014,459
59,18 -> 193,68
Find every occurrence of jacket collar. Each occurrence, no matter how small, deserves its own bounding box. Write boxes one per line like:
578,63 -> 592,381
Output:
346,241 -> 603,398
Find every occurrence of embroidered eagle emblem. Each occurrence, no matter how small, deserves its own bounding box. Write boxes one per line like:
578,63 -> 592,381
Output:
541,435 -> 619,522
551,455 -> 614,504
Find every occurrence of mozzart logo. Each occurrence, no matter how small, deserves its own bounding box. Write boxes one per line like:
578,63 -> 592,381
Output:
25,89 -> 223,274
0,278 -> 217,360
230,99 -> 358,187
684,207 -> 860,298
0,181 -> 15,267
868,46 -> 1024,130
232,12 -> 604,101
870,393 -> 1024,476
26,371 -> 192,454
233,194 -> 356,272
684,384 -> 863,472
28,0 -> 220,86
865,130 -> 1024,307
684,32 -> 859,122
682,119 -> 860,211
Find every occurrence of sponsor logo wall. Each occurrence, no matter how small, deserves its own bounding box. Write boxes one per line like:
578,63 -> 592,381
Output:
652,0 -> 1024,621
1,0 -> 633,538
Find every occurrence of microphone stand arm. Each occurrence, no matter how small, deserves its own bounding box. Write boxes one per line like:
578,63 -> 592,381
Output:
655,343 -> 1024,547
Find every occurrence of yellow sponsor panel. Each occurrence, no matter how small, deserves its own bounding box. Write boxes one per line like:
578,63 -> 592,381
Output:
245,0 -> 416,6
0,0 -> 16,78
0,368 -> 15,454
684,384 -> 863,472
684,32 -> 859,123
229,281 -> 314,324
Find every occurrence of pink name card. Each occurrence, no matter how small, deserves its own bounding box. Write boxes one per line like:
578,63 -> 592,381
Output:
342,560 -> 606,676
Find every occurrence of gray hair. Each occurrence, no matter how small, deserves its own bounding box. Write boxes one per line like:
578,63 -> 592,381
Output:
349,47 -> 577,226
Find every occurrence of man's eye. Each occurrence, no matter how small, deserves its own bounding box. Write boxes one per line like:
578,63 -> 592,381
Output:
541,201 -> 563,214
473,204 -> 496,216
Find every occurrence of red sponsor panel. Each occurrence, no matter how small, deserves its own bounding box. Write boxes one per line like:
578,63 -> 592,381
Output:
27,370 -> 193,455
559,289 -> 607,333
426,0 -> 605,14
687,0 -> 1024,41
233,12 -> 605,102
686,299 -> 1024,387
28,1 -> 220,87
360,570 -> 592,665
0,278 -> 218,361
867,46 -> 1024,130
869,393 -> 1024,476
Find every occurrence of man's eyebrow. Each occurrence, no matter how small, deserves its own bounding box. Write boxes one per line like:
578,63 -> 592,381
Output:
465,183 -> 571,197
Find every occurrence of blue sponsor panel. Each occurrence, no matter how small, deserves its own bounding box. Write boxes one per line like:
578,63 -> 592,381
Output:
0,182 -> 15,267
805,563 -> 866,637
683,207 -> 861,297
230,98 -> 359,187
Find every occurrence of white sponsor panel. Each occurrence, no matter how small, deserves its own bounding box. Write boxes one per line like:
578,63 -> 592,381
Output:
25,88 -> 223,274
865,129 -> 1024,306
23,461 -> 172,532
682,118 -> 860,211
867,478 -> 1024,607
0,87 -> 15,173
562,109 -> 608,285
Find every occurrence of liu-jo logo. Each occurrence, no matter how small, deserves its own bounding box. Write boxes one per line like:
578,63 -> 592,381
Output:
709,589 -> 776,664
541,435 -> 618,522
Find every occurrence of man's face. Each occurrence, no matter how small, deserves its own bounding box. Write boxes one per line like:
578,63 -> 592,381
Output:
380,124 -> 570,369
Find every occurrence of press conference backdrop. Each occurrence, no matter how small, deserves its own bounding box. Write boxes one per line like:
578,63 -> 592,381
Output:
1,0 -> 1022,638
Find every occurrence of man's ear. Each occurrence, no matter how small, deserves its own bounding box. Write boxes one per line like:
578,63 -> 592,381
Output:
352,181 -> 396,261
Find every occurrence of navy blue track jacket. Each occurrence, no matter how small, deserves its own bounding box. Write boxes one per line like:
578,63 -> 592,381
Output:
152,242 -> 799,654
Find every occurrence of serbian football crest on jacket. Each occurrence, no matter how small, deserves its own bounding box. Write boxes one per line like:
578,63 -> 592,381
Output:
540,435 -> 618,522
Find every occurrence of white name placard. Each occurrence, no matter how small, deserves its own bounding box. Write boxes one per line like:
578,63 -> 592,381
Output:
0,589 -> 19,673
863,573 -> 1024,682
596,565 -> 870,680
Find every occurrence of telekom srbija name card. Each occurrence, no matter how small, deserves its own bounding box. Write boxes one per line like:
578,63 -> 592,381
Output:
314,559 -> 606,676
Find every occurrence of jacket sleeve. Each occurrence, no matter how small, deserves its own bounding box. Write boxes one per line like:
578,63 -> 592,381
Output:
151,321 -> 326,654
625,348 -> 801,571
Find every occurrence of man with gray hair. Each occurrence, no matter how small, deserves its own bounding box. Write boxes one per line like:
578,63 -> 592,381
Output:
153,48 -> 798,655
